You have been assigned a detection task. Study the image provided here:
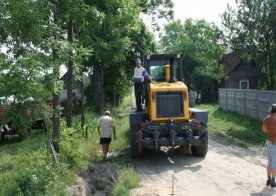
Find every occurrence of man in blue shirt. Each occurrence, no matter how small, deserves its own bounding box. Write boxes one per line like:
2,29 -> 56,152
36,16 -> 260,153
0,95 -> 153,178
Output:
133,58 -> 154,112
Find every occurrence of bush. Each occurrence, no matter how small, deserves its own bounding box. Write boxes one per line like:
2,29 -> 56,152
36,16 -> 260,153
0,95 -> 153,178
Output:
59,121 -> 87,168
5,150 -> 63,196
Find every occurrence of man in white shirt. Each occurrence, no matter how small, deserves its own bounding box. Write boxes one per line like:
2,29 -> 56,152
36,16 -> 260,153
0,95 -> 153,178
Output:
97,111 -> 116,160
133,58 -> 154,112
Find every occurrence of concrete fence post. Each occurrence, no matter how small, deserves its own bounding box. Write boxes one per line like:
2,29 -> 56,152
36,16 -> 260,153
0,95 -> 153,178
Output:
244,89 -> 246,115
257,90 -> 259,120
226,88 -> 228,110
218,88 -> 220,108
234,89 -> 236,112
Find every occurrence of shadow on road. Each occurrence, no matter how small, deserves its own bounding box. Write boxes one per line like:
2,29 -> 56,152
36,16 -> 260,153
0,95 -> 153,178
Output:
132,147 -> 205,175
250,186 -> 276,196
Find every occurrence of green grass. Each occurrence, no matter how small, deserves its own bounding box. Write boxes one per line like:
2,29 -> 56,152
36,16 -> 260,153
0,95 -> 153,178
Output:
197,103 -> 266,147
0,129 -> 74,195
112,168 -> 140,196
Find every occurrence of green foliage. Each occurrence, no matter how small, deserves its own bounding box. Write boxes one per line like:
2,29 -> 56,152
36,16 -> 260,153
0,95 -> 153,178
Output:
59,121 -> 87,168
7,104 -> 33,134
222,0 -> 276,89
0,129 -> 68,196
0,102 -> 50,136
140,0 -> 174,31
81,0 -> 172,110
161,19 -> 225,101
7,152 -> 60,196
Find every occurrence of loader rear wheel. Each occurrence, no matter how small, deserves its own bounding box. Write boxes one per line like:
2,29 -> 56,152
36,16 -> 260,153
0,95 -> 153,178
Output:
130,125 -> 141,158
192,141 -> 208,156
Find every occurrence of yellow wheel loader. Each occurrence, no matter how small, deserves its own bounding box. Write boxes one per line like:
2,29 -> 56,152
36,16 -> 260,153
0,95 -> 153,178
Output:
129,54 -> 208,157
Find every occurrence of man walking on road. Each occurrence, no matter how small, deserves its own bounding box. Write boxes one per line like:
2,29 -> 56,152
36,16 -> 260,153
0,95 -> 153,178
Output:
262,104 -> 276,187
133,58 -> 155,112
97,111 -> 116,160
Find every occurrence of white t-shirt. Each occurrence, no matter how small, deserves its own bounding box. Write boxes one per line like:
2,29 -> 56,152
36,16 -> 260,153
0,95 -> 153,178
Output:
133,66 -> 149,83
97,115 -> 115,138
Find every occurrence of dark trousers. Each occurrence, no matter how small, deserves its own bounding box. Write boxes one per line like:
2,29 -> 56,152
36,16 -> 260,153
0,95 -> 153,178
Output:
134,82 -> 143,112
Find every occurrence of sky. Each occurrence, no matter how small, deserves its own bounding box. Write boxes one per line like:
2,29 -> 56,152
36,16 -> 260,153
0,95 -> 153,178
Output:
173,0 -> 236,27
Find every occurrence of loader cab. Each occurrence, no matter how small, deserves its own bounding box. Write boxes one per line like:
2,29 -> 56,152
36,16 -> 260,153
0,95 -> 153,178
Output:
144,54 -> 184,83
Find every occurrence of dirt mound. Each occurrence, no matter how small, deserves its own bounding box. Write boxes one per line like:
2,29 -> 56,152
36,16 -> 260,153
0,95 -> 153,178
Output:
67,162 -> 118,196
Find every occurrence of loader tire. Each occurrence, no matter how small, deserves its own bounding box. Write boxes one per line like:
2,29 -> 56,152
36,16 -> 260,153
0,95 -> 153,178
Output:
130,125 -> 141,158
192,140 -> 208,156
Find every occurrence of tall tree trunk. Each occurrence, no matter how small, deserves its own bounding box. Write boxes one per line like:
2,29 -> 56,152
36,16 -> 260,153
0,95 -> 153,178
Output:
81,73 -> 85,129
66,18 -> 74,127
51,0 -> 60,152
265,34 -> 275,90
94,64 -> 104,114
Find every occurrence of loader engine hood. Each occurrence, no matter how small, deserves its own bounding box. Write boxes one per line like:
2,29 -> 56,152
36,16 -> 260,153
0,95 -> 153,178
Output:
149,82 -> 189,122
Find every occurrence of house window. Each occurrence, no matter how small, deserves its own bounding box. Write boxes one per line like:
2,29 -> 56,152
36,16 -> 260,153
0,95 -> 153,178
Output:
240,80 -> 249,89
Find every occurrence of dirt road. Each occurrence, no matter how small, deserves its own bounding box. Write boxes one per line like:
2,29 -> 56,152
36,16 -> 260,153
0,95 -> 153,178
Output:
130,134 -> 276,196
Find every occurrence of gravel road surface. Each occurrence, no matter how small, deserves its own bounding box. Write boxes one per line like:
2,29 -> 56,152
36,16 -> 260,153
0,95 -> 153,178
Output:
130,134 -> 275,196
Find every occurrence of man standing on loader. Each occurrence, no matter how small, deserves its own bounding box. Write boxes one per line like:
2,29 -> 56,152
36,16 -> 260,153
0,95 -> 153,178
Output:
133,58 -> 155,112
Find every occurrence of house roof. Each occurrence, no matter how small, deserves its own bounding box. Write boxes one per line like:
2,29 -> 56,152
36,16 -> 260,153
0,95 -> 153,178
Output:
220,52 -> 241,74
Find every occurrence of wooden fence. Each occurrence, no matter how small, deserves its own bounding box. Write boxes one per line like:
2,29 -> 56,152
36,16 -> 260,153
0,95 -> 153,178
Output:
218,88 -> 276,121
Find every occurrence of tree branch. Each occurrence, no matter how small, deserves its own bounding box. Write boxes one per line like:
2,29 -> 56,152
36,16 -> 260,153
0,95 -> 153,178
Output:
48,0 -> 58,5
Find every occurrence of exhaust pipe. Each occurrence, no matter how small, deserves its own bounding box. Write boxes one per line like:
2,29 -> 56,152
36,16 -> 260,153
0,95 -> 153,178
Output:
169,57 -> 176,83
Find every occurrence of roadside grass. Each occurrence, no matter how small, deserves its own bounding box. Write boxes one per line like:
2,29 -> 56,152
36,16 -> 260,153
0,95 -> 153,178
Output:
0,129 -> 72,195
197,103 -> 266,147
0,93 -> 139,196
112,167 -> 140,196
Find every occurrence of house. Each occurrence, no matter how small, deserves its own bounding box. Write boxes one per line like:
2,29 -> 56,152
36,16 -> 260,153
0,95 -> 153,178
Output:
60,73 -> 88,105
219,52 -> 261,89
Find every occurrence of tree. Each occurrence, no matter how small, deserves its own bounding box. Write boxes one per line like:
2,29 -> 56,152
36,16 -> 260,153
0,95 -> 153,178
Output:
48,0 -> 90,128
0,0 -> 56,134
161,19 -> 225,101
222,0 -> 276,89
0,0 -> 88,144
79,0 -> 169,114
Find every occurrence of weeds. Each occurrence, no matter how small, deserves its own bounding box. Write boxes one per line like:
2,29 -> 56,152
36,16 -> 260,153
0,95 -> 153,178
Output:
112,167 -> 140,196
197,104 -> 266,146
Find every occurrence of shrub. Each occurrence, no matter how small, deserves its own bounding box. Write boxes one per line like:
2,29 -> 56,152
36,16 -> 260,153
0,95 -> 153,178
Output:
59,121 -> 87,168
5,150 -> 62,196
